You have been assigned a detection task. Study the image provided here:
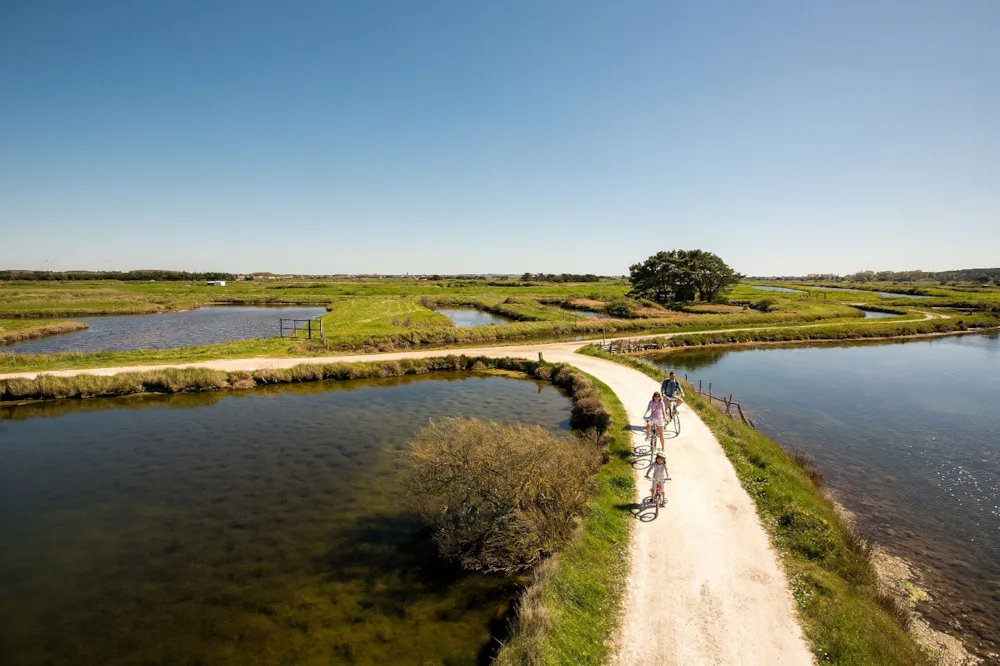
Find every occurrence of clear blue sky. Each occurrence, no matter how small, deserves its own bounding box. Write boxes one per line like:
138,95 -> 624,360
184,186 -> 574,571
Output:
2,0 -> 997,276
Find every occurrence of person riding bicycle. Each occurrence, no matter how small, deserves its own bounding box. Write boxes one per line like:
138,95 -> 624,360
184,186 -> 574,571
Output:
645,453 -> 669,505
660,371 -> 685,414
643,392 -> 667,452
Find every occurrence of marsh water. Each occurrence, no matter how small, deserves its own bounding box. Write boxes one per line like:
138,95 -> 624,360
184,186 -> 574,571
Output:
751,285 -> 805,293
5,305 -> 328,354
650,333 -> 1000,656
0,374 -> 573,665
859,309 -> 898,319
436,308 -> 512,327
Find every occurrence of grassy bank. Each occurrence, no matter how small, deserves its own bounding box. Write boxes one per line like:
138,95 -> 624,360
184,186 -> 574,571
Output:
628,313 -> 999,351
0,319 -> 88,345
495,369 -> 632,665
578,348 -> 929,665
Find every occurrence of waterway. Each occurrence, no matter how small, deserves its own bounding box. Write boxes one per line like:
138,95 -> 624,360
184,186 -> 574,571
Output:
437,308 -> 513,327
751,285 -> 806,294
4,306 -> 328,354
0,374 -> 573,665
650,333 -> 1000,657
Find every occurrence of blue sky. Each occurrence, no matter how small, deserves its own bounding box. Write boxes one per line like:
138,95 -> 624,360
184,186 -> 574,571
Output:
1,0 -> 997,276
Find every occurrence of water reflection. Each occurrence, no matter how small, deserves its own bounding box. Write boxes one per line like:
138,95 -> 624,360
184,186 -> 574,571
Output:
5,306 -> 328,354
0,374 -> 572,665
650,332 -> 1000,656
437,308 -> 512,327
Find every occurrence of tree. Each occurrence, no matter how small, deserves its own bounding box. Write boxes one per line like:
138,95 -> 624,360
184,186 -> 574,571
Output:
628,249 -> 741,304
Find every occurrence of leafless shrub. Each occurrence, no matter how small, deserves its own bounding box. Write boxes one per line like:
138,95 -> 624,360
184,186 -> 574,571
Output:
406,417 -> 601,573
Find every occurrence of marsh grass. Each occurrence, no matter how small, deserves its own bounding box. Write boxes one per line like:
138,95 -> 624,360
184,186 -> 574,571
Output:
0,319 -> 88,344
578,347 -> 930,665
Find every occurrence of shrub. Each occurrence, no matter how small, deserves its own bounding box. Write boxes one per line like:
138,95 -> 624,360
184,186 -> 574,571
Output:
405,417 -> 602,573
753,297 -> 777,312
602,298 -> 636,319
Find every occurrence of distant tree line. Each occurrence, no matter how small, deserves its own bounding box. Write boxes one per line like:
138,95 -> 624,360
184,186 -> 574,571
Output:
761,268 -> 1000,284
0,270 -> 236,281
520,273 -> 605,282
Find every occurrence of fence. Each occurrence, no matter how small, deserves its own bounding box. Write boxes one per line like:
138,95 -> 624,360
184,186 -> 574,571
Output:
682,373 -> 756,429
279,318 -> 325,341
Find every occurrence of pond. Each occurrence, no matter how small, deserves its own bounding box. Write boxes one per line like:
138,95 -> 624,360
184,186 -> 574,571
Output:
810,286 -> 933,299
3,305 -> 328,354
0,374 -> 574,665
649,333 -> 1000,657
750,285 -> 805,294
436,308 -> 513,327
571,310 -> 608,319
858,309 -> 899,319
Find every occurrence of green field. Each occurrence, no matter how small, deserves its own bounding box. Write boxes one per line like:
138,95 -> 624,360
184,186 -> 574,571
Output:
0,319 -> 88,344
2,277 -> 992,373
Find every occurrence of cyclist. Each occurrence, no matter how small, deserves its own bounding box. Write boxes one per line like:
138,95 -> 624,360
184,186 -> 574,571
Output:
645,453 -> 669,505
660,371 -> 685,417
643,391 -> 667,452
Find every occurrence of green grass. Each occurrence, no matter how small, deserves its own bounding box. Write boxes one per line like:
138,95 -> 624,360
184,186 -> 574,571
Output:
0,319 -> 88,344
577,348 -> 930,665
628,313 -> 999,351
495,370 -> 633,665
319,296 -> 453,333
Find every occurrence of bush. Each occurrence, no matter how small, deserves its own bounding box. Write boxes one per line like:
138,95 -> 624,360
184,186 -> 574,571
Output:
602,297 -> 636,319
753,297 -> 777,312
405,417 -> 602,573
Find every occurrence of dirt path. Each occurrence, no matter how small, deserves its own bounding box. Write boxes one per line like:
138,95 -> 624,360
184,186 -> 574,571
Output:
0,340 -> 816,664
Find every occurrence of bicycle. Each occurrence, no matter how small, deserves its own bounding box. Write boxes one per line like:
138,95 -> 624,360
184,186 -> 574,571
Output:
650,478 -> 666,508
666,399 -> 681,435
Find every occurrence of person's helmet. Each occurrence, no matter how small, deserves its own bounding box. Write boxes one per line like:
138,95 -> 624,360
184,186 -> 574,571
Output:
655,454 -> 665,462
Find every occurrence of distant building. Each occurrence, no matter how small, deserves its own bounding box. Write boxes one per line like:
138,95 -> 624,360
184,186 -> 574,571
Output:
207,280 -> 227,286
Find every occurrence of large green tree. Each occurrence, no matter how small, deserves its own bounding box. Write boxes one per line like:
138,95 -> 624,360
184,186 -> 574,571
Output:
628,249 -> 742,304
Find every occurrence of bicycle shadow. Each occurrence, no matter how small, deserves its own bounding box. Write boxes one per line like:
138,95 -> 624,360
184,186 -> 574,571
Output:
618,497 -> 662,522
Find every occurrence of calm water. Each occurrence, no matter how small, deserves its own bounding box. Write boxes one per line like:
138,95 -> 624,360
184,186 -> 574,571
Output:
0,374 -> 573,665
572,310 -> 608,319
651,333 -> 1000,657
436,308 -> 512,327
4,306 -> 327,354
751,285 -> 805,293
860,309 -> 898,319
810,285 -> 933,299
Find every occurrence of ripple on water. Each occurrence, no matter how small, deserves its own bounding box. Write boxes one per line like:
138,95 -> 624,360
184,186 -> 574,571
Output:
0,374 -> 574,665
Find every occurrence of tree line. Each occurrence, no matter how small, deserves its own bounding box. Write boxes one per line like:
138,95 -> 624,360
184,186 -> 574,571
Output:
0,270 -> 236,281
520,273 -> 607,282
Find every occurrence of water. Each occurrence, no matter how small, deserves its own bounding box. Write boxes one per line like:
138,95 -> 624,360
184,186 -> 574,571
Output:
4,306 -> 328,354
751,285 -> 805,293
436,308 -> 512,327
0,374 -> 573,665
810,286 -> 933,299
859,309 -> 898,319
572,310 -> 608,319
651,333 -> 1000,657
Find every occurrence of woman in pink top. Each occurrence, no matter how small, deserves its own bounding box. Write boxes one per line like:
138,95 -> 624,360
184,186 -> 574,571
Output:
643,392 -> 667,452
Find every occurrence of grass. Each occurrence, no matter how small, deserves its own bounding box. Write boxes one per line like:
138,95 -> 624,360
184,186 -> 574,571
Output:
319,296 -> 453,333
628,312 -> 1000,351
577,348 -> 930,665
495,368 -> 633,665
0,319 -> 88,345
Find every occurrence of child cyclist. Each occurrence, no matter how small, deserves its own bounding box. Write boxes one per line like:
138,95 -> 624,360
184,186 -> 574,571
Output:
643,391 -> 667,452
645,453 -> 669,506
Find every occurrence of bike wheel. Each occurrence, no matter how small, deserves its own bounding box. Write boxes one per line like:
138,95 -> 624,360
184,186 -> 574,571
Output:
673,409 -> 681,435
